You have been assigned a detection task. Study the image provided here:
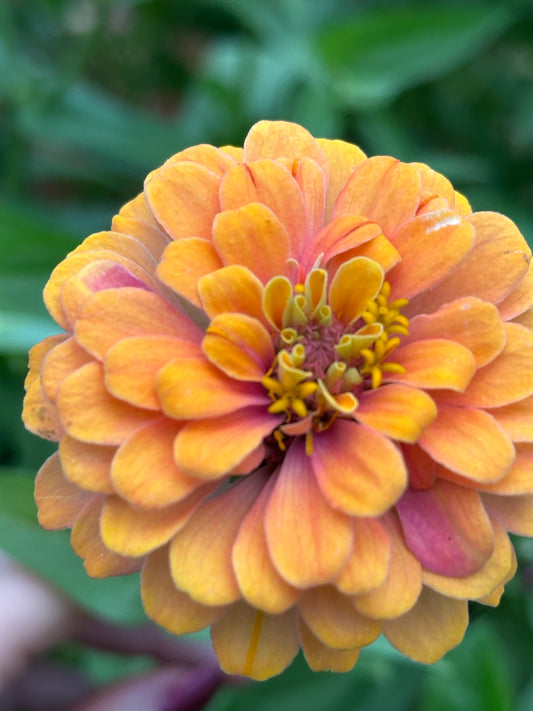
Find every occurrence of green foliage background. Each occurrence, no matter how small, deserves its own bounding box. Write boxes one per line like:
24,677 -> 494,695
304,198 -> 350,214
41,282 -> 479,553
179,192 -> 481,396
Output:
2,0 -> 533,708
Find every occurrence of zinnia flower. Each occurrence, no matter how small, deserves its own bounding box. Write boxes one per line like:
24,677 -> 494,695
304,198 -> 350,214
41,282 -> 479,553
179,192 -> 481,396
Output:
23,120 -> 533,680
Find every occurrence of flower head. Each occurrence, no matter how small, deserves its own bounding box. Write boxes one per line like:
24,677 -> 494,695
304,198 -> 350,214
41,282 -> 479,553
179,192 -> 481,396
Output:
23,121 -> 533,680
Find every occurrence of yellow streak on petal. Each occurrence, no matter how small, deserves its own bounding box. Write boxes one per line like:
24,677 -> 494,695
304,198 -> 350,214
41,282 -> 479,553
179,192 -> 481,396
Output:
243,611 -> 264,677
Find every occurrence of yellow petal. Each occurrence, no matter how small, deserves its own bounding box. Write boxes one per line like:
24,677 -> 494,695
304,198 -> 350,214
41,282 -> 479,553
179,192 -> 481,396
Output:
22,377 -> 64,442
328,256 -> 384,325
59,435 -> 115,494
488,396 -> 533,442
476,444 -> 533,495
244,120 -> 328,172
390,339 -> 476,391
335,517 -> 391,595
35,452 -> 92,529
499,259 -> 533,320
298,619 -> 360,673
198,265 -> 266,323
41,337 -> 93,403
25,334 -> 67,390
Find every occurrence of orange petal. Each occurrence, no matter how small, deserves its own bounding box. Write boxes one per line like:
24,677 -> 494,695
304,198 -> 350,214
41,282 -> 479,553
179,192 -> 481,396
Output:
298,619 -> 360,672
59,435 -> 115,494
488,398 -> 533,442
113,191 -> 160,226
423,519 -> 515,600
292,157 -> 326,238
401,443 -> 439,490
232,474 -> 301,614
474,444 -> 533,495
317,137 -> 366,222
156,238 -> 223,308
335,517 -> 391,595
198,265 -> 266,323
35,452 -> 92,529
384,587 -> 468,663
203,313 -> 274,381
396,479 -> 494,577
356,384 -> 437,443
333,156 -> 421,237
412,162 -> 456,205
301,216 -> 382,272
419,406 -> 514,484
483,493 -> 533,536
244,120 -> 328,171
100,486 -> 212,557
22,377 -> 64,442
298,586 -> 382,649
141,546 -> 226,635
112,419 -> 203,508
387,210 -> 475,300
212,203 -> 291,284
71,231 -> 157,273
111,203 -> 170,260
175,407 -> 280,479
406,297 -> 506,367
312,420 -> 407,516
157,356 -> 268,419
164,143 -> 238,176
57,361 -> 157,445
211,602 -> 299,681
328,256 -> 384,325
25,334 -> 68,389
170,473 -> 266,605
353,514 -> 422,619
104,335 -> 201,410
71,495 -> 142,577
499,260 -> 533,320
219,160 -> 307,258
41,337 -> 93,403
389,339 -> 476,391
265,440 -> 353,587
408,211 -> 531,315
440,322 -> 533,408
75,287 -> 201,359
144,161 -> 221,240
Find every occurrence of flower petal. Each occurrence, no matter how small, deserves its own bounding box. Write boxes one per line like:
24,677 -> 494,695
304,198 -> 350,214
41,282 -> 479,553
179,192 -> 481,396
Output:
488,396 -> 533,442
356,384 -> 437,443
265,440 -> 353,587
25,334 -> 67,389
41,337 -> 93,403
141,546 -> 227,635
164,143 -> 238,175
292,157 -> 326,238
111,419 -> 203,508
298,620 -> 360,673
22,377 -> 64,442
298,586 -> 382,649
335,517 -> 391,595
328,256 -> 384,325
483,493 -> 533,536
59,435 -> 115,494
174,407 -> 281,479
499,260 -> 533,320
312,420 -> 407,517
475,444 -> 533,495
211,602 -> 299,681
317,138 -> 366,221
384,587 -> 468,663
35,452 -> 92,529
301,216 -> 383,272
198,265 -> 266,323
244,119 -> 328,171
389,339 -> 476,391
170,473 -> 266,605
396,480 -> 494,577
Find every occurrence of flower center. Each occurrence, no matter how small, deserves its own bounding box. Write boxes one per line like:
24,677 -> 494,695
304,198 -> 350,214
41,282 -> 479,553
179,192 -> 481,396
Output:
261,257 -> 409,453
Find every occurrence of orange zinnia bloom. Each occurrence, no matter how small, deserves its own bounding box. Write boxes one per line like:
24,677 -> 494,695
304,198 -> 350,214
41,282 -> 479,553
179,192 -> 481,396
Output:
23,121 -> 533,680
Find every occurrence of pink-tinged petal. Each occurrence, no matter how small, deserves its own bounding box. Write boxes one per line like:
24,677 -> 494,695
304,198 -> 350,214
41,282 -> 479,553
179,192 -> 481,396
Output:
175,407 -> 281,479
356,384 -> 437,443
298,620 -> 360,672
483,493 -> 533,536
57,362 -> 157,445
112,419 -> 203,509
499,260 -> 533,320
71,231 -> 157,272
406,297 -> 506,368
419,406 -> 514,484
35,452 -> 92,529
387,210 -> 475,300
170,472 -> 266,606
75,287 -> 202,360
22,378 -> 64,442
396,480 -> 494,577
212,203 -> 291,284
265,440 -> 353,587
329,256 -> 384,325
333,156 -> 421,237
59,435 -> 115,494
412,162 -> 456,206
25,334 -> 68,389
104,335 -> 201,410
298,586 -> 382,649
141,546 -> 226,635
401,444 -> 440,490
164,143 -> 237,176
71,496 -> 142,577
232,474 -> 301,614
317,138 -> 367,222
244,120 -> 328,171
41,337 -> 93,403
101,485 -> 212,557
157,357 -> 269,419
312,420 -> 407,517
423,519 -> 515,600
353,514 -> 422,619
384,587 -> 468,663
157,237 -> 223,308
301,216 -> 382,272
408,212 -> 531,315
144,161 -> 221,240
389,339 -> 476,391
211,603 -> 299,681
488,397 -> 533,442
219,160 -> 307,258
203,313 -> 274,381
335,518 -> 391,595
198,265 -> 266,323
292,157 -> 326,238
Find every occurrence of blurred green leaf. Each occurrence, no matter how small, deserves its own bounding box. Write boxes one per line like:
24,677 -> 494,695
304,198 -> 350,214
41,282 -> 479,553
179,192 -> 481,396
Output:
317,5 -> 514,108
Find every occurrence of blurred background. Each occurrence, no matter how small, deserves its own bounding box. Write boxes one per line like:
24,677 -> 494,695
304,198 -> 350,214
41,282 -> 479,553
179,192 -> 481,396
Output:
2,0 -> 533,709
